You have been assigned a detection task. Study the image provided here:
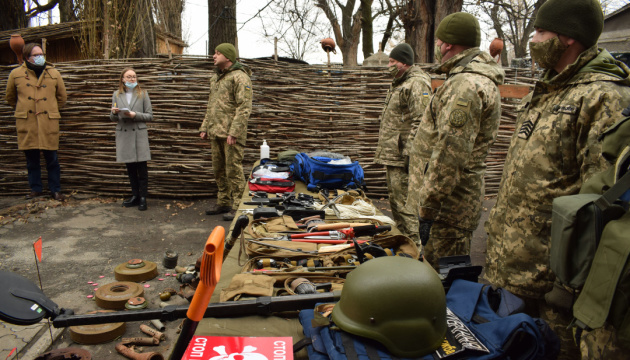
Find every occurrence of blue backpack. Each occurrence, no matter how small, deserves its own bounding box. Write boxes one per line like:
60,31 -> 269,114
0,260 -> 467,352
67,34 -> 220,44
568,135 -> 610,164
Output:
292,153 -> 366,192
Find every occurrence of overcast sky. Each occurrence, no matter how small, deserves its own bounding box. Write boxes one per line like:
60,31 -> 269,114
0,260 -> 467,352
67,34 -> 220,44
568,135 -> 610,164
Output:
182,0 -> 353,64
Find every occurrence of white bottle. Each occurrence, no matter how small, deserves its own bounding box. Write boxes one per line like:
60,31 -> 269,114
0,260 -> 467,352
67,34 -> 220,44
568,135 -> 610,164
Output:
260,140 -> 270,159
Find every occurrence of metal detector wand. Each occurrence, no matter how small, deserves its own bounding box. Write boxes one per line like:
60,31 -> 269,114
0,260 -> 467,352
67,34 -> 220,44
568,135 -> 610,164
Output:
169,226 -> 225,360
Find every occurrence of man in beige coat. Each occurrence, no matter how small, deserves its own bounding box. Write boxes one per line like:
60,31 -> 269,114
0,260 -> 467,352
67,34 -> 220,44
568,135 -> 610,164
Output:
6,42 -> 67,201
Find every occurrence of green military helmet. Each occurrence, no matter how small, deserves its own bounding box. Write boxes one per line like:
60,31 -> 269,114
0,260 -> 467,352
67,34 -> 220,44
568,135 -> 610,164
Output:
331,257 -> 446,358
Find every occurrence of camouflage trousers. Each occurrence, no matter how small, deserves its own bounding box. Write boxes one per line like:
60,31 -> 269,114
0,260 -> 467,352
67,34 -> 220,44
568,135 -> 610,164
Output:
580,323 -> 626,359
521,297 -> 580,360
211,138 -> 245,210
423,222 -> 471,269
385,165 -> 420,246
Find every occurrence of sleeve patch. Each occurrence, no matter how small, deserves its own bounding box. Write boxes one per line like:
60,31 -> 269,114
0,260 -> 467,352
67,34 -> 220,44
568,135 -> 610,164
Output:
456,98 -> 471,107
449,109 -> 469,127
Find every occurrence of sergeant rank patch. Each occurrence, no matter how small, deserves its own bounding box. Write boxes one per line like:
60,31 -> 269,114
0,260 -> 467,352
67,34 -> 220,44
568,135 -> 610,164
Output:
449,109 -> 469,127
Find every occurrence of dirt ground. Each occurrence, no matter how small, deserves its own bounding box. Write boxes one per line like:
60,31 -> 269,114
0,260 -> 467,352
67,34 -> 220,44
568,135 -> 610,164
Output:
0,193 -> 494,359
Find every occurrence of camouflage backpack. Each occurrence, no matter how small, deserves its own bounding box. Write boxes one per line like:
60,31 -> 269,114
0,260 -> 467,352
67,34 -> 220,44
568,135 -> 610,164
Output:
551,105 -> 630,347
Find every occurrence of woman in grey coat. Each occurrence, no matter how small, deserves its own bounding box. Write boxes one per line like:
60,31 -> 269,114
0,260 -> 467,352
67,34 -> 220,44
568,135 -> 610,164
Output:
110,68 -> 152,210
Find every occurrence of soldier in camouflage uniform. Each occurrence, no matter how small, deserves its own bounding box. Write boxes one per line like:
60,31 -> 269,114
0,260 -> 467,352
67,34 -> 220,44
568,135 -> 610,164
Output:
374,43 -> 432,246
484,0 -> 630,358
406,12 -> 504,267
199,43 -> 253,221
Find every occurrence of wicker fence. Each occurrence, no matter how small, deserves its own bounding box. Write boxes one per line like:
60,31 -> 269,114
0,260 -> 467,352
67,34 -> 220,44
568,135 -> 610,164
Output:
0,56 -> 538,198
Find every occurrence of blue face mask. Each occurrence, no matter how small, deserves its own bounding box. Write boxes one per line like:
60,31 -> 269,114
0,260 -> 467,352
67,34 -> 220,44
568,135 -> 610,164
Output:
125,82 -> 137,89
33,55 -> 46,66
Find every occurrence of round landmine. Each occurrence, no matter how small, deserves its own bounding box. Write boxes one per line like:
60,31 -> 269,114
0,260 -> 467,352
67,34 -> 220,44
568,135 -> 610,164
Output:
114,259 -> 158,282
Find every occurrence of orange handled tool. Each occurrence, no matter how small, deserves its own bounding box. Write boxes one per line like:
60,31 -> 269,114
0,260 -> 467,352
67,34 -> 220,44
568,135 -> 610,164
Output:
169,226 -> 225,360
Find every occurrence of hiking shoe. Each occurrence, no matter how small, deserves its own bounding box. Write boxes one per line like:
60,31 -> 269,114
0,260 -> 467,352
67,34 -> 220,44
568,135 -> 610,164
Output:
222,209 -> 236,221
205,205 -> 231,215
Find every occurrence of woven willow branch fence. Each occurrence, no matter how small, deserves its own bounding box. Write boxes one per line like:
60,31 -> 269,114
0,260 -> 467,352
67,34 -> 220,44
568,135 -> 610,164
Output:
0,56 -> 538,198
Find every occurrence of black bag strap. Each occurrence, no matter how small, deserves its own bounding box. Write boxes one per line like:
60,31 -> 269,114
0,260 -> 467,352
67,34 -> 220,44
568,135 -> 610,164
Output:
594,170 -> 630,210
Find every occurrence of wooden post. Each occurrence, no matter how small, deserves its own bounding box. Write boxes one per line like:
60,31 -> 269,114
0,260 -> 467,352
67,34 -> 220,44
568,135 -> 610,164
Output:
42,38 -> 47,55
166,38 -> 172,59
274,37 -> 278,61
235,36 -> 239,59
326,50 -> 331,67
103,0 -> 110,59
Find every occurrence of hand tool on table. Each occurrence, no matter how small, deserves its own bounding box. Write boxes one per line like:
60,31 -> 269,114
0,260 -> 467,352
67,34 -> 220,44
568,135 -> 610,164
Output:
247,239 -> 319,254
257,224 -> 391,244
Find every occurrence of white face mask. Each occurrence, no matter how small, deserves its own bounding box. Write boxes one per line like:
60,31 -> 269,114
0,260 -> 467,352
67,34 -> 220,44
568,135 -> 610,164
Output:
32,55 -> 46,66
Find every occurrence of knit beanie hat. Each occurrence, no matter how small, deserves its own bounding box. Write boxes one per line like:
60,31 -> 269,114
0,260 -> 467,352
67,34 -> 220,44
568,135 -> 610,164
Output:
436,12 -> 481,47
389,43 -> 414,65
215,43 -> 237,63
534,0 -> 603,48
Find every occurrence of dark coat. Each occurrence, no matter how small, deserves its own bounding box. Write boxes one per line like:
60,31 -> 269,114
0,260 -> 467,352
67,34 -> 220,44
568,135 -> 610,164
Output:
110,90 -> 152,163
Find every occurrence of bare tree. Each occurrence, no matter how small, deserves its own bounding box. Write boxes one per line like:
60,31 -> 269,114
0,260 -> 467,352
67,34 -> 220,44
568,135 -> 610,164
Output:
257,0 -> 325,61
601,0 -> 630,15
59,0 -> 78,22
472,0 -> 545,66
208,0 -> 237,55
0,0 -> 27,31
401,0 -> 463,63
376,0 -> 404,51
153,0 -> 184,37
361,0 -> 374,58
75,0 -> 156,59
315,0 -> 363,66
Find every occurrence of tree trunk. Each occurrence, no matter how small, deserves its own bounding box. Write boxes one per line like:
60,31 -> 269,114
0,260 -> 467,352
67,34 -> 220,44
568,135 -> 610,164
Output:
402,0 -> 434,63
208,0 -> 237,56
0,0 -> 27,31
315,0 -> 362,67
132,0 -> 156,57
489,3 -> 508,66
59,0 -> 78,22
361,0 -> 374,59
402,0 -> 462,63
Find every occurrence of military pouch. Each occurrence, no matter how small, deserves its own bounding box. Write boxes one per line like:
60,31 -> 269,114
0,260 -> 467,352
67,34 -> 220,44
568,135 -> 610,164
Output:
550,171 -> 630,289
219,273 -> 276,302
236,235 -> 420,298
573,210 -> 630,345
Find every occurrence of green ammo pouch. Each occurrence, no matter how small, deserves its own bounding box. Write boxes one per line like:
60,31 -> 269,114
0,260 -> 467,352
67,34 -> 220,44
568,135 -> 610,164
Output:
550,170 -> 630,289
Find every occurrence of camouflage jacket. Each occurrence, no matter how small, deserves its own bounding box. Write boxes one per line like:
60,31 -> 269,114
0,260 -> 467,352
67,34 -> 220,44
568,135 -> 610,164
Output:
485,47 -> 630,298
199,62 -> 253,145
408,48 -> 504,230
375,65 -> 432,167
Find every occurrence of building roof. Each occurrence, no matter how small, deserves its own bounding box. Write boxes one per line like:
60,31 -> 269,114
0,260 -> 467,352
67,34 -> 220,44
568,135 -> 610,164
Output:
605,3 -> 630,20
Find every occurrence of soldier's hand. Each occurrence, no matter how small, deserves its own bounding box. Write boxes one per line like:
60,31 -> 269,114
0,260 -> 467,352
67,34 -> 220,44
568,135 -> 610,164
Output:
418,217 -> 434,246
200,132 -> 208,140
227,135 -> 236,145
